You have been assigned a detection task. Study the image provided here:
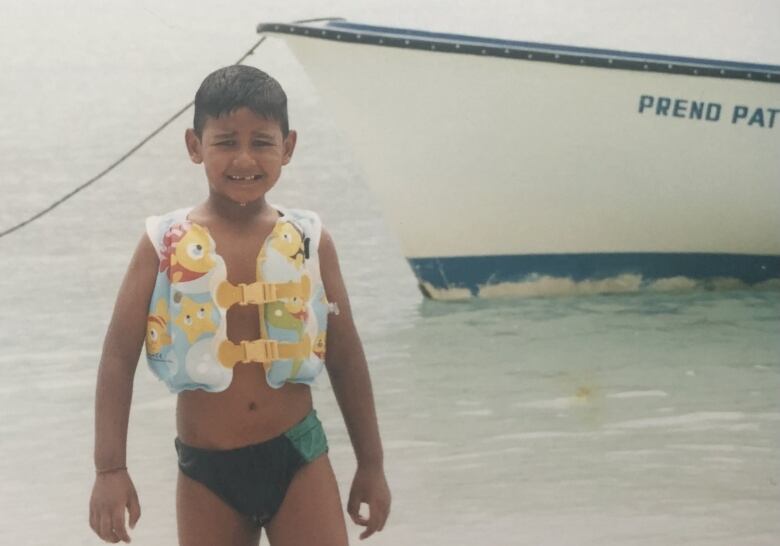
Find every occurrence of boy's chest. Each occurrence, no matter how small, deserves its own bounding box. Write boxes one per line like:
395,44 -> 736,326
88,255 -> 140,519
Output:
212,231 -> 270,285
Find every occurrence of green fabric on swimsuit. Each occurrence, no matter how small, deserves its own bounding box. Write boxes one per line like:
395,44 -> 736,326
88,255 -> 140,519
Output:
284,410 -> 328,462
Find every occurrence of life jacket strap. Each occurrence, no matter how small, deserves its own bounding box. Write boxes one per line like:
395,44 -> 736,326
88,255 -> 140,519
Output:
215,276 -> 311,307
218,335 -> 312,368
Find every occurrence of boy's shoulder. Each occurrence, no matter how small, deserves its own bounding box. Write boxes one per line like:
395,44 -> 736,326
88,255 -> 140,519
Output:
145,206 -> 191,227
144,206 -> 193,256
276,205 -> 321,226
143,204 -> 327,250
275,205 -> 326,250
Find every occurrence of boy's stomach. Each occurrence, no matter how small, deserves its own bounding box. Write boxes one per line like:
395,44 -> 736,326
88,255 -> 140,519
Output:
175,361 -> 313,450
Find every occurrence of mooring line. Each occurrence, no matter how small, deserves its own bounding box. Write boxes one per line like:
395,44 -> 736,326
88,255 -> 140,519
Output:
0,36 -> 268,239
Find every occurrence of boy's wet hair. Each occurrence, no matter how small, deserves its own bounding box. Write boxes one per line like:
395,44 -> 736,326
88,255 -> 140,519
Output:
193,65 -> 289,137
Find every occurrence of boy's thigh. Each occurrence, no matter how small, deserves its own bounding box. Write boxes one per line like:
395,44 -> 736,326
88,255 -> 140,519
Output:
176,470 -> 261,546
265,454 -> 348,546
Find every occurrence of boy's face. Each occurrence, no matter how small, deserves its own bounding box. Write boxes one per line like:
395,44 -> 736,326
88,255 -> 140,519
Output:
185,107 -> 297,206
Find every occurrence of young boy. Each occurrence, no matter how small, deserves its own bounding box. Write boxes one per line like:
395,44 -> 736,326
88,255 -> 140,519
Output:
89,65 -> 390,545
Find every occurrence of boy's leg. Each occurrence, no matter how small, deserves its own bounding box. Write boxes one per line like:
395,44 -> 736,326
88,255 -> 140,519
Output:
177,470 -> 262,546
264,454 -> 348,546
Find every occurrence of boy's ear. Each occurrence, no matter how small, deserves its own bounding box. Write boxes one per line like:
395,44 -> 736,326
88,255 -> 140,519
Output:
185,129 -> 203,164
282,130 -> 298,166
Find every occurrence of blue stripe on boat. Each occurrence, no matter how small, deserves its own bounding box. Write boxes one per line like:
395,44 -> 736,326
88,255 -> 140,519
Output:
408,253 -> 780,296
324,21 -> 780,73
257,21 -> 780,81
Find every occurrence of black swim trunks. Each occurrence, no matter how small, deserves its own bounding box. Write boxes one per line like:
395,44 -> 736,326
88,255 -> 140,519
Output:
174,410 -> 328,527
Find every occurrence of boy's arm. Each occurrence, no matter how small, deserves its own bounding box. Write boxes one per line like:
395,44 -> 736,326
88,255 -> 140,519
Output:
94,233 -> 158,470
319,228 -> 390,540
90,233 -> 158,543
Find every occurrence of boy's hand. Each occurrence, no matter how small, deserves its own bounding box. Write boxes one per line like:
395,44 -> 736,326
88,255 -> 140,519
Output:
347,464 -> 391,540
89,470 -> 141,543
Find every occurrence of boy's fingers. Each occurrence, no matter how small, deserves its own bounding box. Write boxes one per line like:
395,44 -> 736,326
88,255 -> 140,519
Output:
112,511 -> 131,543
358,505 -> 382,540
366,500 -> 389,537
89,507 -> 98,534
99,513 -> 119,543
346,493 -> 364,524
359,519 -> 378,540
127,491 -> 141,528
380,499 -> 391,530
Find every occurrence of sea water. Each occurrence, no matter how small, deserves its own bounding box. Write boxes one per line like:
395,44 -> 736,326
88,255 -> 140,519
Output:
0,2 -> 778,545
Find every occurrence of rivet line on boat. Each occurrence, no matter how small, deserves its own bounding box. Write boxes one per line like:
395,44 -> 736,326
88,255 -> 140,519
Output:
271,26 -> 777,84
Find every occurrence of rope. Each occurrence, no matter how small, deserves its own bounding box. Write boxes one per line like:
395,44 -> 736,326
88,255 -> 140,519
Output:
0,36 -> 267,239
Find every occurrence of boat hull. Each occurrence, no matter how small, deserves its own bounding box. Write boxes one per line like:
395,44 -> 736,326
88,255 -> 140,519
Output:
260,21 -> 780,299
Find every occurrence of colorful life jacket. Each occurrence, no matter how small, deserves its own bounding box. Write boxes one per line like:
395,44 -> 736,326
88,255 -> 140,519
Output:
143,205 -> 330,393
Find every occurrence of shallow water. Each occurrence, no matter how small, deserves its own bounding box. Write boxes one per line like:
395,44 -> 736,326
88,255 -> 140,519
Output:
1,1 -> 779,545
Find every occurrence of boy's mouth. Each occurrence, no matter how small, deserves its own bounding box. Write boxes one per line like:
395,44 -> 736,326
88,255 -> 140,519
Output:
227,174 -> 263,181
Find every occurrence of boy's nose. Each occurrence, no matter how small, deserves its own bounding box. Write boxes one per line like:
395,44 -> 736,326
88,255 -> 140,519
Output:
232,148 -> 257,168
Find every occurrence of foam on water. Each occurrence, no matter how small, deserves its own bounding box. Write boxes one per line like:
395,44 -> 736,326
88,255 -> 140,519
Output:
421,274 -> 780,300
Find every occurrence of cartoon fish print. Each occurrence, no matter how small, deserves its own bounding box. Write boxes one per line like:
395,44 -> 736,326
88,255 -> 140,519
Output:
159,222 -> 215,283
286,298 -> 308,322
265,274 -> 311,329
313,332 -> 326,361
283,276 -> 311,322
265,301 -> 304,333
174,297 -> 217,344
146,299 -> 172,355
268,221 -> 308,269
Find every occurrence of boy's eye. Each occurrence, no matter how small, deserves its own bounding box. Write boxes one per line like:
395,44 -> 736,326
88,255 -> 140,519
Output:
216,140 -> 235,146
253,140 -> 272,147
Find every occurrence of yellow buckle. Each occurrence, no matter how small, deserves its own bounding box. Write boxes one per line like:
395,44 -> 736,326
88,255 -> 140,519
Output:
218,336 -> 312,368
240,339 -> 279,363
216,276 -> 311,309
239,282 -> 278,305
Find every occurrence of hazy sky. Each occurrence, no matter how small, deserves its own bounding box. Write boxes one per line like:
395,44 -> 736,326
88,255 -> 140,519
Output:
1,0 -> 778,65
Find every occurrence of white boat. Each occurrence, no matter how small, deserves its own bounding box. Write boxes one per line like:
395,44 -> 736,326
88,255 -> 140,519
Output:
258,20 -> 780,300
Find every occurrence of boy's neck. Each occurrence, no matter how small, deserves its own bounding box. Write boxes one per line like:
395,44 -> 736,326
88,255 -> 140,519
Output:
204,192 -> 275,224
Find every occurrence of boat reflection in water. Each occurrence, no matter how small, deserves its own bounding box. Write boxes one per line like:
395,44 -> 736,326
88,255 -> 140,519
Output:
259,20 -> 780,299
